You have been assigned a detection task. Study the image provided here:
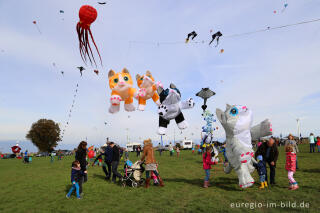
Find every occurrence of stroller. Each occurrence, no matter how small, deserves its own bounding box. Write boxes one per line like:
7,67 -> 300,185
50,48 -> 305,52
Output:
122,160 -> 145,187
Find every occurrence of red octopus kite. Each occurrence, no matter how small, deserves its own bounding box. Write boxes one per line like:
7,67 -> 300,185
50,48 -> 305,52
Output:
76,5 -> 102,66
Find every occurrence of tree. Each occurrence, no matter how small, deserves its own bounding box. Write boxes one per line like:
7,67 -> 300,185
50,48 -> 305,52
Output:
26,119 -> 61,152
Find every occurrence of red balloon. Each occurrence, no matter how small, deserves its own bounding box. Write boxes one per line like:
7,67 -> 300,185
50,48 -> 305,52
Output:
88,150 -> 94,158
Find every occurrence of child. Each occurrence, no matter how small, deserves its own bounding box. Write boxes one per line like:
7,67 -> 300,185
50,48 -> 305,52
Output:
66,160 -> 83,199
176,147 -> 180,158
253,155 -> 267,189
192,146 -> 195,154
285,145 -> 298,190
203,146 -> 215,188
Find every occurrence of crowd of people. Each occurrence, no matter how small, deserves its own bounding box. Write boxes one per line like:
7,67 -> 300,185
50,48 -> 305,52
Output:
65,132 -> 319,198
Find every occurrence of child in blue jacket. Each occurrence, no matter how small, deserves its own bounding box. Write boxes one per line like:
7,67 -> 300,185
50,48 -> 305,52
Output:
66,160 -> 83,199
253,155 -> 267,189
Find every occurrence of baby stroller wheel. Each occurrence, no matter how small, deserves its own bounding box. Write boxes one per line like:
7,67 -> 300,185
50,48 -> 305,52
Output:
132,181 -> 138,188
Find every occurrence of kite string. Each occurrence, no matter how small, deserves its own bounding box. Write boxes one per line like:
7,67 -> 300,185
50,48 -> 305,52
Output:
61,81 -> 80,140
128,17 -> 320,45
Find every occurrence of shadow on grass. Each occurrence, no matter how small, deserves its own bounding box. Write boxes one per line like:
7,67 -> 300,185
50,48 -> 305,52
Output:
93,173 -> 108,181
301,168 -> 320,173
164,176 -> 242,191
65,184 -> 72,193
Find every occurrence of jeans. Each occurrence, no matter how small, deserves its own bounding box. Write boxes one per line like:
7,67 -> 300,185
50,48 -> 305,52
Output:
259,175 -> 266,183
67,182 -> 80,198
103,162 -> 112,179
111,161 -> 122,182
204,169 -> 210,181
318,145 -> 320,152
310,144 -> 315,153
265,161 -> 276,184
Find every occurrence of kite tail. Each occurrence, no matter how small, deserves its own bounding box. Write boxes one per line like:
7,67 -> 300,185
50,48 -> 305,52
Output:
76,24 -> 86,63
88,29 -> 103,67
83,29 -> 94,66
85,29 -> 97,67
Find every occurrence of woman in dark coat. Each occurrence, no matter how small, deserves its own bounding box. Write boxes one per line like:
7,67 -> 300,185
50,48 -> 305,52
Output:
75,141 -> 88,194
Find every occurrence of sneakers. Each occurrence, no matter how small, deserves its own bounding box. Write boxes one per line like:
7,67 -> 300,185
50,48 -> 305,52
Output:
66,194 -> 70,199
291,184 -> 299,190
203,181 -> 209,188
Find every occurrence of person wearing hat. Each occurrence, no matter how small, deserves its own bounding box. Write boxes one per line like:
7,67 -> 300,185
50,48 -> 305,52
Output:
141,139 -> 164,188
285,134 -> 299,169
253,155 -> 267,189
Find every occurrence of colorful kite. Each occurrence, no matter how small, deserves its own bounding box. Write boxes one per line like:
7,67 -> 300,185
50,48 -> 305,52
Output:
76,5 -> 102,66
11,145 -> 21,154
94,69 -> 99,75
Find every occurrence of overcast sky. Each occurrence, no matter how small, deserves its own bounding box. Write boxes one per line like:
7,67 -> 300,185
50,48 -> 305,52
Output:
0,0 -> 319,150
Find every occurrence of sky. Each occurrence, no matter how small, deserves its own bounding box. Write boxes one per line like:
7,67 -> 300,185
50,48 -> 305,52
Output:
0,0 -> 320,152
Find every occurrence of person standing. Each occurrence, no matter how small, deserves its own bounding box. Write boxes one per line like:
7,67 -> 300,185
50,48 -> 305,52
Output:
103,142 -> 113,180
24,150 -> 28,163
309,133 -> 316,153
202,146 -> 215,188
110,142 -> 123,183
158,143 -> 162,156
316,136 -> 320,152
75,141 -> 88,195
176,146 -> 180,158
141,139 -> 164,188
285,145 -> 299,190
136,146 -> 141,157
169,143 -> 173,156
66,160 -> 83,199
285,134 -> 299,169
255,138 -> 279,185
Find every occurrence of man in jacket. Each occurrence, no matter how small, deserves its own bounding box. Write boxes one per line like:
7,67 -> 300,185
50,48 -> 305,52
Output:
103,142 -> 113,180
110,142 -> 123,183
255,138 -> 279,185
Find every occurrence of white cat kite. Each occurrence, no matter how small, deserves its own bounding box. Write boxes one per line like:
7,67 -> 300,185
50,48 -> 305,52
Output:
216,104 -> 272,188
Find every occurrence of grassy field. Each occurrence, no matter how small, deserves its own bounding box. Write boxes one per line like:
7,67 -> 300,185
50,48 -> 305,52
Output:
0,144 -> 319,213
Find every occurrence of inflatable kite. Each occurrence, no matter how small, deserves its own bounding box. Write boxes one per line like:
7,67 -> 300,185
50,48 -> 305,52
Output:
202,110 -> 215,133
196,88 -> 215,111
76,5 -> 102,66
185,31 -> 197,43
216,104 -> 272,188
88,150 -> 95,159
108,68 -> 137,113
157,83 -> 195,135
11,144 -> 21,154
135,71 -> 161,111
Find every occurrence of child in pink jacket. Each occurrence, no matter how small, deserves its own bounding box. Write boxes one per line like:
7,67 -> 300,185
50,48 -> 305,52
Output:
203,146 -> 215,188
285,145 -> 299,190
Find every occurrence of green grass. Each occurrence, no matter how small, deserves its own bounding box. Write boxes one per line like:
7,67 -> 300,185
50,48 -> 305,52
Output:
0,144 -> 319,213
